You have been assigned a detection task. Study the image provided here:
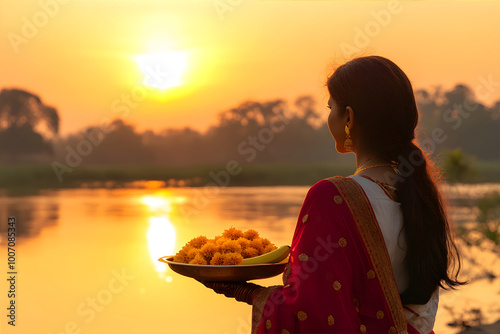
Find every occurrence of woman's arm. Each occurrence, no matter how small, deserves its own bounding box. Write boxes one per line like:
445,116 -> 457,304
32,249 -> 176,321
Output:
197,280 -> 264,305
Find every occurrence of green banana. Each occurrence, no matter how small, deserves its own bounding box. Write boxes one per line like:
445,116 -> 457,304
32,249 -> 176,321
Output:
241,245 -> 290,265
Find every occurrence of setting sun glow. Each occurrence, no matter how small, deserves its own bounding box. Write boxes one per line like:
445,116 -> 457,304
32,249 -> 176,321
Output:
2,2 -> 498,135
135,51 -> 189,90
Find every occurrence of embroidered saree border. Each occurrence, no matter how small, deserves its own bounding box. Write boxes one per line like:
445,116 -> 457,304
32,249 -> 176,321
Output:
251,286 -> 278,334
328,176 -> 408,334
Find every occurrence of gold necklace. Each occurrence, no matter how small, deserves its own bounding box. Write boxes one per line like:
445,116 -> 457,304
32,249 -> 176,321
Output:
355,162 -> 395,174
356,156 -> 375,170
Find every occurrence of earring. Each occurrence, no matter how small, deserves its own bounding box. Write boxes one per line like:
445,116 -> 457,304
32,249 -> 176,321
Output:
344,125 -> 353,151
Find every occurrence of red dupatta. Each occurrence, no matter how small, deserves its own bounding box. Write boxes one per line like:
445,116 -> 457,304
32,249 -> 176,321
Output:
251,176 -> 419,334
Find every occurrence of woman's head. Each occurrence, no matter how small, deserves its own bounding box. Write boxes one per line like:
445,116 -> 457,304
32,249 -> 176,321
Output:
326,56 -> 418,160
327,56 -> 465,304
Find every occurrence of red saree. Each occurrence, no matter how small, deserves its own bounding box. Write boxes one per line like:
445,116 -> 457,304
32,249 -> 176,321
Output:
251,176 -> 425,334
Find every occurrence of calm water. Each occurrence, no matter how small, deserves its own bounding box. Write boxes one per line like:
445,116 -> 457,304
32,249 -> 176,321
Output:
0,185 -> 499,334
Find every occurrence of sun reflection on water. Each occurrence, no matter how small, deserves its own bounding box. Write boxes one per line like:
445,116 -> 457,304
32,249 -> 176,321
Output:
147,216 -> 175,274
142,195 -> 172,212
141,192 -> 184,281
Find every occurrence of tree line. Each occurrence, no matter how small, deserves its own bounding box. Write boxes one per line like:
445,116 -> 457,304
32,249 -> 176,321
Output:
0,84 -> 499,167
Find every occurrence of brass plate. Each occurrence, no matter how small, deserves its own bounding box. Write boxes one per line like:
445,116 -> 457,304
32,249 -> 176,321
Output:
158,256 -> 289,281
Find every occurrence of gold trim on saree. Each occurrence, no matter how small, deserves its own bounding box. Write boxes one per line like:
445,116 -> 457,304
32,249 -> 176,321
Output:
251,286 -> 279,334
327,176 -> 407,334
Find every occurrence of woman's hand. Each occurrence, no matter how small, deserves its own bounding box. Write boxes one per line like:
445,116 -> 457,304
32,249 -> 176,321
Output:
197,280 -> 244,298
197,280 -> 264,305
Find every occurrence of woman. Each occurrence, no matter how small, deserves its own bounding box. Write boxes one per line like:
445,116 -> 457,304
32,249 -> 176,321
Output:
200,56 -> 464,334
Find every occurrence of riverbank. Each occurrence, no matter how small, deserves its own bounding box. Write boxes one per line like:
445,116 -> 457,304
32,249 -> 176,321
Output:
0,162 -> 355,189
1,161 -> 499,189
458,320 -> 500,334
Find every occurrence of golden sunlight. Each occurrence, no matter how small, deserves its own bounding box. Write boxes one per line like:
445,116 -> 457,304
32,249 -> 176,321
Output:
142,195 -> 171,212
141,192 -> 186,212
147,216 -> 176,275
135,51 -> 189,90
141,192 -> 185,279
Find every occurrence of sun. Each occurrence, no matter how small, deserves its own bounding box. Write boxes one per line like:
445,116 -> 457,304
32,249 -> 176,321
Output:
135,51 -> 189,90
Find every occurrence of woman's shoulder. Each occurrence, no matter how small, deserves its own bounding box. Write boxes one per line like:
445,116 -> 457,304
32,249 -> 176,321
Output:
310,176 -> 352,190
307,176 -> 352,197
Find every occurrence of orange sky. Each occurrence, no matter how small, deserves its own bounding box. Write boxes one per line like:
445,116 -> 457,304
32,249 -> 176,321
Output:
1,0 -> 499,136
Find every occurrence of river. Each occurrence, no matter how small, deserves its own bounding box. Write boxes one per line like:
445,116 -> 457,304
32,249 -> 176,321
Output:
0,184 -> 499,334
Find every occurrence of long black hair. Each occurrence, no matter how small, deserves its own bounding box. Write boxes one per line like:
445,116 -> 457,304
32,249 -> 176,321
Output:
327,56 -> 465,305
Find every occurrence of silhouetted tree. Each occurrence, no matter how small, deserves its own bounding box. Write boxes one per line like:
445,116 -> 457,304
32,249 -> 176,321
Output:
0,89 -> 59,162
143,127 -> 204,166
50,85 -> 500,167
89,119 -> 154,165
295,95 -> 321,127
416,84 -> 500,161
59,119 -> 154,165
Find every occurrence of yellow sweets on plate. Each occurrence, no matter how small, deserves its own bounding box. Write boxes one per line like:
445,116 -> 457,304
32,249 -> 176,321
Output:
173,227 -> 277,265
